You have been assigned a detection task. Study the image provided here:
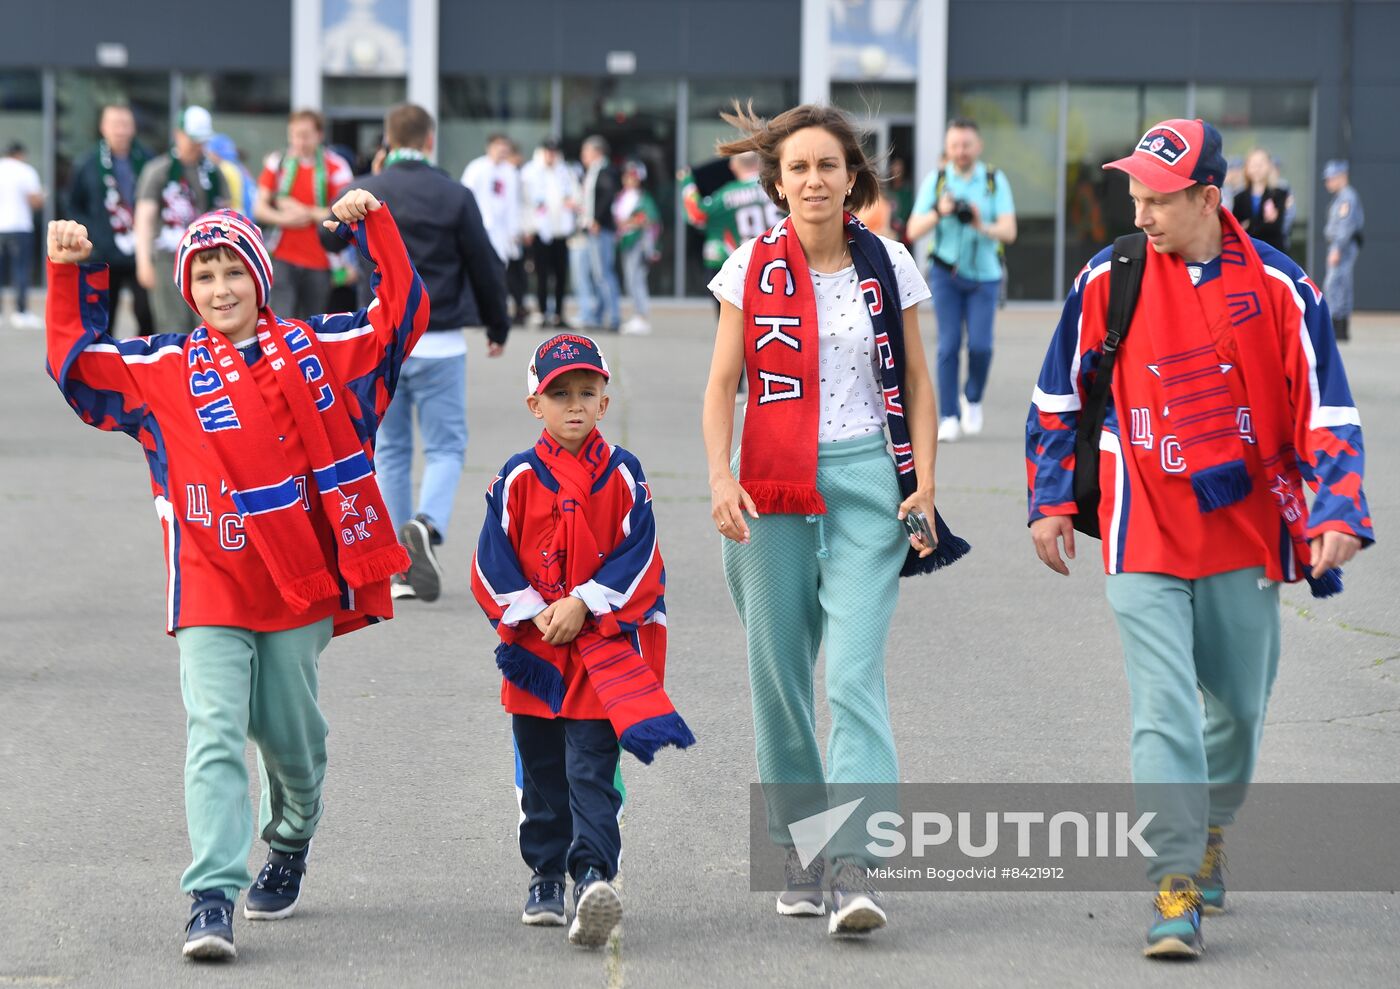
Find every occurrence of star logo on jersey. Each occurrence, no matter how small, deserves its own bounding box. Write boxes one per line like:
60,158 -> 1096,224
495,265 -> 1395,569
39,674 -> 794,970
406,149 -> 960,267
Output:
338,493 -> 361,522
640,481 -> 653,503
1299,274 -> 1323,304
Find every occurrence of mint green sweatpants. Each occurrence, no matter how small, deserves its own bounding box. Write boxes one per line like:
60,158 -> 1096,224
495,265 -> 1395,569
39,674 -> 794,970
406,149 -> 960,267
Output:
724,433 -> 908,864
1105,567 -> 1280,882
174,618 -> 333,901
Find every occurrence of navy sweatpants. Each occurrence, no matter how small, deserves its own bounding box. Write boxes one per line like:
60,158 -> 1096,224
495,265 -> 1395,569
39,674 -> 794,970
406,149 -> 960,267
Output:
513,715 -> 623,883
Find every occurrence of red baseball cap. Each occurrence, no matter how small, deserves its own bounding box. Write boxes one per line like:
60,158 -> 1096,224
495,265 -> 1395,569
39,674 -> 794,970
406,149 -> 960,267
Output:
1103,118 -> 1227,193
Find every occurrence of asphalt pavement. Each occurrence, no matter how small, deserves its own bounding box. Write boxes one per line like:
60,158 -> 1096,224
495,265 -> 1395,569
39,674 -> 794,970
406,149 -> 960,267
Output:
2,301 -> 1398,988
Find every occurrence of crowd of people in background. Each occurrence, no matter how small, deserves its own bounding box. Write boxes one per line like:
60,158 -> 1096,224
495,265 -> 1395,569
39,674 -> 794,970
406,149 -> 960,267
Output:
0,101 -> 1370,352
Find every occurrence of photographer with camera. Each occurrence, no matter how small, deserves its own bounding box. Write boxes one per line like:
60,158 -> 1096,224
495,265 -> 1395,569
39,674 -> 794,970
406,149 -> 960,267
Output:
907,118 -> 1017,442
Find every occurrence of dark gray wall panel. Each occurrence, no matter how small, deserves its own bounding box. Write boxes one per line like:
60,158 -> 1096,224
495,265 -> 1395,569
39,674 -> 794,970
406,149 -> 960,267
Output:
0,0 -> 289,71
439,0 -> 800,78
949,1 -> 1341,83
1354,0 -> 1400,82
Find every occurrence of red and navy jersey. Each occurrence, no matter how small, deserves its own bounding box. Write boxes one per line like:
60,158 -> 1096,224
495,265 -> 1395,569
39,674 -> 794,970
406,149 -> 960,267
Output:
45,207 -> 428,634
1027,238 -> 1372,580
471,440 -> 667,719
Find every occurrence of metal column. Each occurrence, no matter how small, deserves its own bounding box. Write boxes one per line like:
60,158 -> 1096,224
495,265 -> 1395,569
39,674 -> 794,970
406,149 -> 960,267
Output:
291,0 -> 323,111
674,77 -> 690,297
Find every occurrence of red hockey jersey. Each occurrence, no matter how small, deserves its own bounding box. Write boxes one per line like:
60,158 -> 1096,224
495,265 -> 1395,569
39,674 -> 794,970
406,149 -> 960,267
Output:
471,436 -> 667,719
45,207 -> 429,634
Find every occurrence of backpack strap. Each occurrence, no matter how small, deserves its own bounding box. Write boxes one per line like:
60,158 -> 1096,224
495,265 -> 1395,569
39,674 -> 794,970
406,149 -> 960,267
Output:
1071,231 -> 1147,537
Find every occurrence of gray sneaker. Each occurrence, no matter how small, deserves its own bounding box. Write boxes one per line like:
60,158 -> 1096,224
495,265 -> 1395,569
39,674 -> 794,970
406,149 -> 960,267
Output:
776,847 -> 825,917
828,860 -> 886,935
567,867 -> 621,947
399,516 -> 443,602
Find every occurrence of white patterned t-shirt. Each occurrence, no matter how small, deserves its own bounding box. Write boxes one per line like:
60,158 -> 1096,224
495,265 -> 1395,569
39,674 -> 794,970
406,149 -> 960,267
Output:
708,235 -> 931,442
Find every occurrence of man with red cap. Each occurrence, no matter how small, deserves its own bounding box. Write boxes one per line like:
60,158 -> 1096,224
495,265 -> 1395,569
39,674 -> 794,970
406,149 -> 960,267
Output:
1026,119 -> 1372,959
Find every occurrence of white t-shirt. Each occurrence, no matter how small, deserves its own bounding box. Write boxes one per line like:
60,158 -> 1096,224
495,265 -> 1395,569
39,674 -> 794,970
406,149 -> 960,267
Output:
0,157 -> 41,233
461,156 -> 522,262
708,235 -> 931,443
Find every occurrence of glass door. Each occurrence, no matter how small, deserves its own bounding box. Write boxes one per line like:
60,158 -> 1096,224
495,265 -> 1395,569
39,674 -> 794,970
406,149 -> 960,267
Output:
562,77 -> 679,295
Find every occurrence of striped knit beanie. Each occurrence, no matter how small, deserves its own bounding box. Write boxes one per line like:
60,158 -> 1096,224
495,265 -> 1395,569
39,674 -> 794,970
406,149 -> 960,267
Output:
175,209 -> 274,312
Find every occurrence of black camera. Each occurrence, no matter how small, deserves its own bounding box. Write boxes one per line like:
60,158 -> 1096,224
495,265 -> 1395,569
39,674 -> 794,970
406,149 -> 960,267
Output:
953,198 -> 975,224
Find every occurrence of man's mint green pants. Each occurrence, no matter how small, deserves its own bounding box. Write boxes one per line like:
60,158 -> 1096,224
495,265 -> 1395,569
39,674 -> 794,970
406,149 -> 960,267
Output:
724,434 -> 907,864
1105,567 -> 1280,883
174,618 -> 333,901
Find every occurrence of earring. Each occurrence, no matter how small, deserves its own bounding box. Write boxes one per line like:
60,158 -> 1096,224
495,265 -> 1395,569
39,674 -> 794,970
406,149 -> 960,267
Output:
778,190 -> 785,199
846,188 -> 852,196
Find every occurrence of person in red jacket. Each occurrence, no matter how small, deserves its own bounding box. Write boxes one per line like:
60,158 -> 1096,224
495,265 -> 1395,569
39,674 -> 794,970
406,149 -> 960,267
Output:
1027,118 -> 1370,960
44,192 -> 428,962
471,333 -> 692,947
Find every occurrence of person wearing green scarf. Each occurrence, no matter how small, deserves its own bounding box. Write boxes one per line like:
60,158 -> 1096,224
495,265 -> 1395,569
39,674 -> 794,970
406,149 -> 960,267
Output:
65,105 -> 155,334
134,106 -> 227,333
254,110 -> 355,319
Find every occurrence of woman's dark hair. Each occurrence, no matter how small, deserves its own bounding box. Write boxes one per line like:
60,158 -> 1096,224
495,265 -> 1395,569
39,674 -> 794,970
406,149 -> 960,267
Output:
716,101 -> 880,213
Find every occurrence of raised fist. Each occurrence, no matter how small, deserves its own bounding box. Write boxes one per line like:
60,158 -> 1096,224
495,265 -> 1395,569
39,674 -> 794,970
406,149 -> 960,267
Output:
47,220 -> 93,265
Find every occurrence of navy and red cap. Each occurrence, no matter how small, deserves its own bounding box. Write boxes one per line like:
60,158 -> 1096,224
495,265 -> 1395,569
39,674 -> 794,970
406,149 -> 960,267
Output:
527,332 -> 611,394
1104,118 -> 1227,193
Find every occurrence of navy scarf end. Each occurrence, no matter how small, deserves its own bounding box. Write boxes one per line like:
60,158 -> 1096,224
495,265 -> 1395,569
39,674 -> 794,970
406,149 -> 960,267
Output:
1191,461 -> 1252,513
902,511 -> 972,577
495,641 -> 566,713
619,713 -> 696,765
1305,567 -> 1344,599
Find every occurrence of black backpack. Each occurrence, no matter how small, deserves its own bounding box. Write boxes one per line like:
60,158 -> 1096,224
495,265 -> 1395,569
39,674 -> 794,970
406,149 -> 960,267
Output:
1072,231 -> 1147,539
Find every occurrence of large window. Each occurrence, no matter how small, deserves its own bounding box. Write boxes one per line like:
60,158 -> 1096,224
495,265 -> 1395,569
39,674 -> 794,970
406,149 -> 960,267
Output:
1062,84 -> 1189,284
1195,84 -> 1313,261
563,77 -> 679,295
438,76 -> 552,181
951,83 -> 1063,300
55,71 -> 169,215
684,78 -> 797,296
181,73 -> 290,179
0,71 -> 44,292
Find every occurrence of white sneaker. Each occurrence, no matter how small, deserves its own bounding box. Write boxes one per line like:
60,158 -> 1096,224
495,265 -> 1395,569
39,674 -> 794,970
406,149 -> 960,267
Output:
959,398 -> 984,436
938,416 -> 962,443
13,312 -> 42,330
390,573 -> 416,600
619,316 -> 651,336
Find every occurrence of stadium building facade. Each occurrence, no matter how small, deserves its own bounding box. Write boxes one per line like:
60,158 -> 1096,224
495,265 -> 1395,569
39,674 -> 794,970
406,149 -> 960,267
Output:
1,0 -> 1394,306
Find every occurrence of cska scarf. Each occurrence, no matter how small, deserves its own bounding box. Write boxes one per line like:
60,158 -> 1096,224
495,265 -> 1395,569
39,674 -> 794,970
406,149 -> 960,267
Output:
495,430 -> 695,764
740,213 -> 970,576
185,318 -> 409,612
97,140 -> 150,255
1124,208 -> 1342,597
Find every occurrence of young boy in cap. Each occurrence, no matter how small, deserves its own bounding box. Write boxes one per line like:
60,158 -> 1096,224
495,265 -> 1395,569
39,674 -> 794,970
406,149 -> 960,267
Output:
471,333 -> 693,947
1026,118 -> 1371,959
44,191 -> 428,961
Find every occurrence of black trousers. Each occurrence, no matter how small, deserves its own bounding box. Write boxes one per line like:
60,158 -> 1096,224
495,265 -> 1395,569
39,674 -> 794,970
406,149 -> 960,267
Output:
106,263 -> 154,336
531,238 -> 569,319
506,256 -> 528,320
513,714 -> 622,883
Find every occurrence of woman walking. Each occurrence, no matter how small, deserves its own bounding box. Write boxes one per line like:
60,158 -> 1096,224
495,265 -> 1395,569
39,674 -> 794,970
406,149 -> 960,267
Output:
701,103 -> 967,936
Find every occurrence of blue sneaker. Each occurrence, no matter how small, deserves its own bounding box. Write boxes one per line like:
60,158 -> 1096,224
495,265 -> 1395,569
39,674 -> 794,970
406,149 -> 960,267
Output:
567,867 -> 621,947
522,874 -> 567,926
183,890 -> 236,961
1144,875 -> 1204,959
244,845 -> 309,920
1196,827 -> 1227,915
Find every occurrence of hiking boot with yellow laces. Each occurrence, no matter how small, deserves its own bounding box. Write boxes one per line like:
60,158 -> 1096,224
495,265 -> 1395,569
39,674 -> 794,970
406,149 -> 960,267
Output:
1144,874 -> 1204,959
1195,827 -> 1227,915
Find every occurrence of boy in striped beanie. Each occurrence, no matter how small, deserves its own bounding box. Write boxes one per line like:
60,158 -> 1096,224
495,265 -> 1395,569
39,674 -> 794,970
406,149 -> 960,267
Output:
44,190 -> 429,962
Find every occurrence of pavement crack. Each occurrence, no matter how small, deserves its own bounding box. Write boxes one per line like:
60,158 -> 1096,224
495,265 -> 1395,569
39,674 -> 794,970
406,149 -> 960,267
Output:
1270,706 -> 1400,736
